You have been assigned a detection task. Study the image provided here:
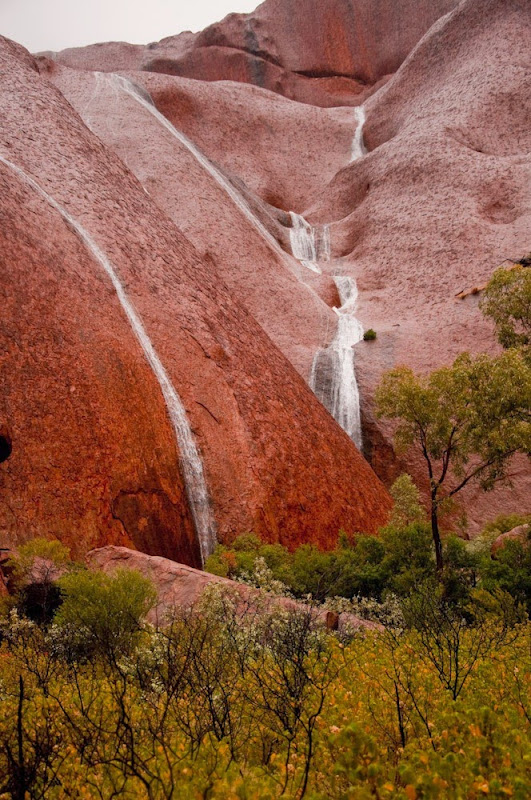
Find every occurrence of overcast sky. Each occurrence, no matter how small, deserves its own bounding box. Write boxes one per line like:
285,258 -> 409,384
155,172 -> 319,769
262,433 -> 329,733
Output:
1,0 -> 259,53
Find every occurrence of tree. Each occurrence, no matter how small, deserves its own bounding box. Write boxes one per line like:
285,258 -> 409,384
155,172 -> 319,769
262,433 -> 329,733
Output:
480,262 -> 531,362
388,474 -> 426,528
376,350 -> 531,570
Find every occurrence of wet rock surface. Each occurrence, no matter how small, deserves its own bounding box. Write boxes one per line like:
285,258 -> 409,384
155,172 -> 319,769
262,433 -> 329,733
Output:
1,0 -> 529,559
0,36 -> 391,563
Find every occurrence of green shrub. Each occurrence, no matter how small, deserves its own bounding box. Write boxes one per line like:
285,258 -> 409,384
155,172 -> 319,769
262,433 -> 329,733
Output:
9,537 -> 71,587
206,513 -> 530,611
388,474 -> 426,527
363,328 -> 377,341
480,513 -> 531,541
54,568 -> 156,660
7,538 -> 72,626
480,538 -> 531,614
379,522 -> 435,595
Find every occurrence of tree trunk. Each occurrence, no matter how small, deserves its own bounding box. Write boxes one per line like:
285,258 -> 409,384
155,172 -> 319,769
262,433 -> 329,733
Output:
431,494 -> 444,571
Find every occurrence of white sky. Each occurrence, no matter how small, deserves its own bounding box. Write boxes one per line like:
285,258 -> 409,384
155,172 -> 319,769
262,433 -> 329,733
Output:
1,0 -> 260,53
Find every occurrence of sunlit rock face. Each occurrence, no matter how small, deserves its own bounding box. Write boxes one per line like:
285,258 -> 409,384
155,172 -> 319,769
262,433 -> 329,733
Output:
0,37 -> 392,564
45,0 -> 459,107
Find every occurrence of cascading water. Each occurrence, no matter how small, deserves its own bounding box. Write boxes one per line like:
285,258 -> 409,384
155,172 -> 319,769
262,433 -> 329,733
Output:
95,73 -> 289,262
351,106 -> 367,161
86,72 -> 370,453
0,154 -> 217,564
288,210 -> 365,449
310,277 -> 364,450
302,107 -> 369,449
288,211 -> 330,273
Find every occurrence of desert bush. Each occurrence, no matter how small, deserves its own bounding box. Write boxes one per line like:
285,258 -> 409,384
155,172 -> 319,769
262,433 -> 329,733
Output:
480,537 -> 531,614
7,538 -> 72,625
53,568 -> 156,661
0,585 -> 527,799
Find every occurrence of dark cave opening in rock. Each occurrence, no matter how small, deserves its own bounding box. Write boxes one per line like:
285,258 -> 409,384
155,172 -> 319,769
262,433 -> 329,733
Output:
0,435 -> 12,463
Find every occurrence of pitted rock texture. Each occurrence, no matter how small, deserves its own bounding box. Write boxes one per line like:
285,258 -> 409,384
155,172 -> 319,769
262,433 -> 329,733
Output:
86,545 -> 379,631
0,37 -> 391,563
45,0 -> 459,106
42,63 -> 356,381
2,0 -> 529,551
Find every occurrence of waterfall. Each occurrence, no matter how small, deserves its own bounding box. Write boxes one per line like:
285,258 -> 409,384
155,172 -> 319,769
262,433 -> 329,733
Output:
95,73 -> 289,262
351,106 -> 367,161
287,209 -> 365,448
305,103 -> 369,448
0,154 -> 217,564
288,212 -> 330,273
310,276 -> 364,450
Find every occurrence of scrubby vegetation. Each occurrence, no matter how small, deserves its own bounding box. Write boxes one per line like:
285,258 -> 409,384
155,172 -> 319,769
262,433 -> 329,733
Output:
480,261 -> 531,363
375,350 -> 530,570
375,258 -> 531,571
0,521 -> 528,798
206,501 -> 531,614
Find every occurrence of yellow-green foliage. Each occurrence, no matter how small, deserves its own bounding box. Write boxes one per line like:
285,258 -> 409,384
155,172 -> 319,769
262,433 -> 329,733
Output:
0,591 -> 529,799
480,264 -> 531,361
8,537 -> 71,585
388,474 -> 426,528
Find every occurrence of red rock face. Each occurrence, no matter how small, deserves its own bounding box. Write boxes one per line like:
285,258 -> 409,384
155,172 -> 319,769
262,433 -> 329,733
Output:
46,0 -> 459,106
40,63 -> 356,384
0,37 -> 391,564
3,0 -> 528,555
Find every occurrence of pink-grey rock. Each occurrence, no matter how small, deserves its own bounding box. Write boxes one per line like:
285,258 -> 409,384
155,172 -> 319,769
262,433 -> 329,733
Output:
306,0 -> 531,531
86,545 -> 379,630
41,61 -> 355,381
491,524 -> 530,556
46,0 -> 459,107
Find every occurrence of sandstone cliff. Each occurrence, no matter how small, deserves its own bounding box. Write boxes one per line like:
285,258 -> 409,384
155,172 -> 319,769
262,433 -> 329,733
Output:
0,37 -> 391,564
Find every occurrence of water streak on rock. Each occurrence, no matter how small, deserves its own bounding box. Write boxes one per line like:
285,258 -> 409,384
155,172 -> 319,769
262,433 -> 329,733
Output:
310,276 -> 364,450
351,106 -> 367,161
98,73 -> 290,262
0,154 -> 217,564
288,211 -> 329,273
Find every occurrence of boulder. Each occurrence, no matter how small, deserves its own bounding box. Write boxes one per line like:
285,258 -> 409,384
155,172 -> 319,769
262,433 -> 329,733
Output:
86,545 -> 379,630
491,524 -> 530,556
